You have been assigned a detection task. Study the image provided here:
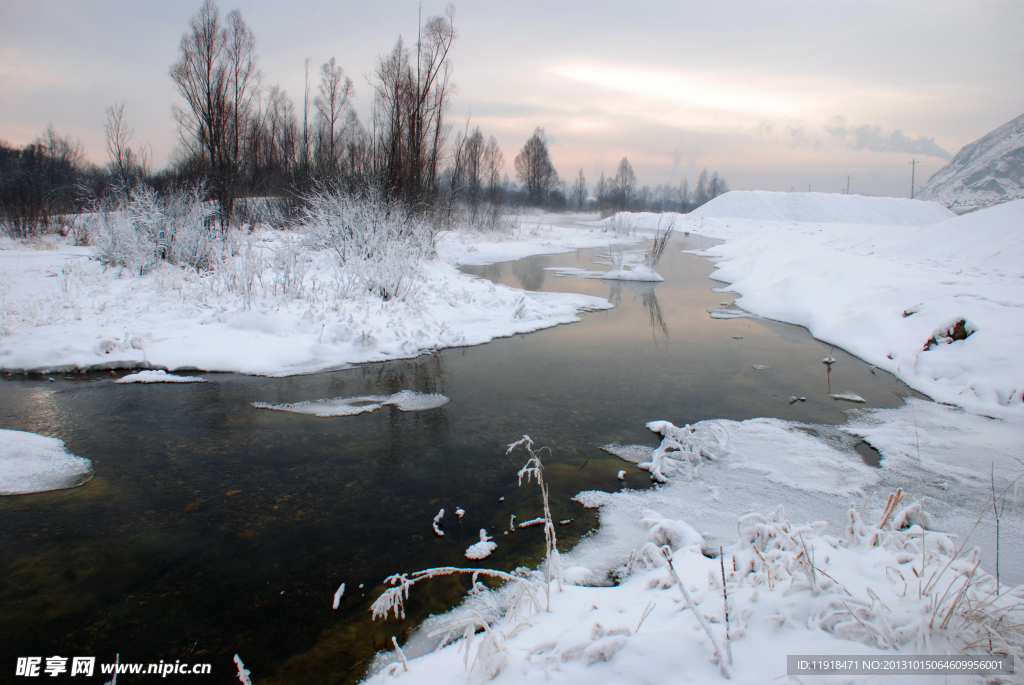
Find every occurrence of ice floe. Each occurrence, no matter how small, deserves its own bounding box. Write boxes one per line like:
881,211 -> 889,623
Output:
114,370 -> 206,383
0,429 -> 94,495
252,390 -> 450,417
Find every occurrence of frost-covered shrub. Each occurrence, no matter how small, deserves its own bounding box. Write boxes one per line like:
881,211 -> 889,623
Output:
92,186 -> 219,274
301,188 -> 435,301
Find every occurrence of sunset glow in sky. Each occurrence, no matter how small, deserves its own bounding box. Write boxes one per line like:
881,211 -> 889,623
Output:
2,0 -> 1021,197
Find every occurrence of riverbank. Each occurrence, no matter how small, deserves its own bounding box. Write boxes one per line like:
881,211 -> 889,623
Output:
0,215 -> 631,376
359,193 -> 1024,684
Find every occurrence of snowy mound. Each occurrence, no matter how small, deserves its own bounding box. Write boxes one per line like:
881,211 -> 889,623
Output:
253,390 -> 450,417
877,198 -> 1024,277
918,112 -> 1024,214
0,429 -> 94,495
115,370 -> 206,383
690,190 -> 953,225
464,529 -> 496,560
600,264 -> 663,282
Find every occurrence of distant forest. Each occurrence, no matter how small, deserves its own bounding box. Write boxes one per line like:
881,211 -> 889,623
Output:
0,0 -> 728,237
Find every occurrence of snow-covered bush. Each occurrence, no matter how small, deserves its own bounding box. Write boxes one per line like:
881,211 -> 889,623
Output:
300,188 -> 436,301
92,185 -> 219,274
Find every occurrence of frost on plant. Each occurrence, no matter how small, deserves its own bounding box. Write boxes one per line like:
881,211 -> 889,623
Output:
300,186 -> 436,301
641,419 -> 731,482
92,185 -> 218,275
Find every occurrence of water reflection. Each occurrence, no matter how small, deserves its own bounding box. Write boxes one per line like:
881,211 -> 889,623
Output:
609,281 -> 669,346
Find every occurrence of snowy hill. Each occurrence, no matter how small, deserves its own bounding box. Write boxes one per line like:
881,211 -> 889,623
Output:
917,112 -> 1024,214
690,190 -> 954,225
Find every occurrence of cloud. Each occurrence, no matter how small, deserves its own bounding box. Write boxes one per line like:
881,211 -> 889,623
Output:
827,122 -> 952,160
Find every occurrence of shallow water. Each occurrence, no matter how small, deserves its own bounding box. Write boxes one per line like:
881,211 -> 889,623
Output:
0,236 -> 921,683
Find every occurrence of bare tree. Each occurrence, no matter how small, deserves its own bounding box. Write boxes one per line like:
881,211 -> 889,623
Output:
105,102 -> 150,187
170,0 -> 227,202
370,5 -> 457,205
514,127 -> 558,205
572,167 -> 587,209
482,134 -> 503,203
314,57 -> 354,173
302,57 -> 311,172
169,0 -> 262,226
677,178 -> 691,212
694,167 -> 709,207
596,171 -> 607,208
708,171 -> 729,199
462,126 -> 484,207
614,157 -> 636,210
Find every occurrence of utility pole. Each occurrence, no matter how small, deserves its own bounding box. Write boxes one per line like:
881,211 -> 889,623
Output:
808,184 -> 812,193
846,175 -> 851,194
909,158 -> 918,199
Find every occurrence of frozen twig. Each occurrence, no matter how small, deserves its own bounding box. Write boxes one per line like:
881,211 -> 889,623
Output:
642,543 -> 732,679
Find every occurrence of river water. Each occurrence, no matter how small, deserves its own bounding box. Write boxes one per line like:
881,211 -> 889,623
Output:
0,235 -> 920,683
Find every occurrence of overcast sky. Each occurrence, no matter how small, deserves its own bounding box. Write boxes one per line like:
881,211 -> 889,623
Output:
2,0 -> 1021,197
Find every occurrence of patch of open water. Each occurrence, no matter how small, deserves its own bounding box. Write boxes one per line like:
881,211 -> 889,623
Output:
0,235 -> 923,683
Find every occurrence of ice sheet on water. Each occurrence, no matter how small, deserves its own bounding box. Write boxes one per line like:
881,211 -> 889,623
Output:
601,265 -> 664,282
829,391 -> 866,403
572,491 -> 614,509
115,370 -> 206,383
544,267 -> 605,279
252,390 -> 450,417
0,429 -> 94,495
599,444 -> 653,464
708,307 -> 752,319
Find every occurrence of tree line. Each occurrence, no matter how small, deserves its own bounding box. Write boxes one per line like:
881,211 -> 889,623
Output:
511,127 -> 729,213
0,0 -> 730,236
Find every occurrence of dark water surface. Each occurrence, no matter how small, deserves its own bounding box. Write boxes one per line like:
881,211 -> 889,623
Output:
0,236 -> 920,683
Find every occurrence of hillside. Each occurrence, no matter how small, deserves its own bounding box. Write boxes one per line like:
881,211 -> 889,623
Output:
918,112 -> 1024,213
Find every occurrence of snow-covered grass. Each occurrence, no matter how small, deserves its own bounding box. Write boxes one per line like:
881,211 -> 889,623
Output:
0,200 -> 631,376
364,423 -> 1024,679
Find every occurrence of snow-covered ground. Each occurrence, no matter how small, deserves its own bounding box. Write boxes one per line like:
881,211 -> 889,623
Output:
357,192 -> 1024,685
635,193 -> 1024,418
0,215 -> 631,376
4,193 -> 1022,680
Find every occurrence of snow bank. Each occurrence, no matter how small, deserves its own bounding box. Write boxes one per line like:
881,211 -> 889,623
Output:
0,222 -> 616,376
686,190 -> 954,225
367,400 -> 1024,683
0,429 -> 94,495
438,214 -> 642,267
673,198 -> 1024,416
114,370 -> 206,383
367,497 -> 1022,685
